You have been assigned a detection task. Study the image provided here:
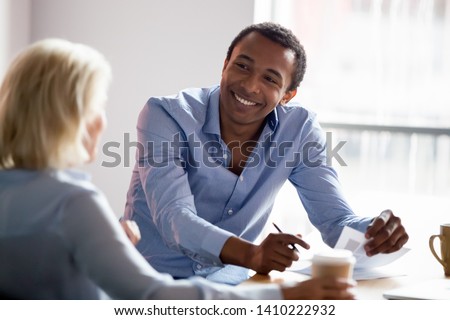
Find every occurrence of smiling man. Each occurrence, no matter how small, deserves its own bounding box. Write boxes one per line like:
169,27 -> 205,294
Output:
123,22 -> 408,285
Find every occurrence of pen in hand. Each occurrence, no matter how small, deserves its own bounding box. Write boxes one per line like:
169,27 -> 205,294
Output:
272,222 -> 303,252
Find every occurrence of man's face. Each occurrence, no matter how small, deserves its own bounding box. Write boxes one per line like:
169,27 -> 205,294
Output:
219,32 -> 297,132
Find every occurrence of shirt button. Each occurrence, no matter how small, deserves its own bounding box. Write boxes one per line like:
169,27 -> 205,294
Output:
239,175 -> 244,182
223,154 -> 228,159
227,209 -> 233,215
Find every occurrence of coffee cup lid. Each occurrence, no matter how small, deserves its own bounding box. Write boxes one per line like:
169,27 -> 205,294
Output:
312,249 -> 356,265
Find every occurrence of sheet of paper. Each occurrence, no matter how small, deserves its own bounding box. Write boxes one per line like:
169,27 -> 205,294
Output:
288,226 -> 410,280
292,265 -> 405,280
334,226 -> 410,269
383,279 -> 450,300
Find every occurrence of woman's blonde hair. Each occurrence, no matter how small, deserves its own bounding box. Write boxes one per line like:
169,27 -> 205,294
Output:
0,38 -> 112,169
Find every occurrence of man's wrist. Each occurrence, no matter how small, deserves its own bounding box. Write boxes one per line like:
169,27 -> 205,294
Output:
219,236 -> 256,269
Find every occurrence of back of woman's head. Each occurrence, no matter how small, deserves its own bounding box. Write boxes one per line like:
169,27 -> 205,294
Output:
0,38 -> 112,169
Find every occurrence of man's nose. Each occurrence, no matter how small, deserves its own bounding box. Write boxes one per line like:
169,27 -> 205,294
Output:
240,74 -> 261,94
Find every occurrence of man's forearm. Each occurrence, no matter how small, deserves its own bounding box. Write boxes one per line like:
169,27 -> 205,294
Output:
219,236 -> 256,269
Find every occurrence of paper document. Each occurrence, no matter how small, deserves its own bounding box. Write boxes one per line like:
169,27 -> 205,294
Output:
293,265 -> 403,280
383,279 -> 450,300
334,226 -> 410,269
289,226 -> 410,280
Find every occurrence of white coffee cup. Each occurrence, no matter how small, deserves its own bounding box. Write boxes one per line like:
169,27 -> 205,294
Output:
311,249 -> 356,279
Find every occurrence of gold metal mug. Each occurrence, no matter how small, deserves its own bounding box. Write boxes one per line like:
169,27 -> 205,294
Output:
429,224 -> 450,276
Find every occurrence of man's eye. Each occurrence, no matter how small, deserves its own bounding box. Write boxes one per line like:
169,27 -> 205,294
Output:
236,63 -> 248,70
265,76 -> 277,84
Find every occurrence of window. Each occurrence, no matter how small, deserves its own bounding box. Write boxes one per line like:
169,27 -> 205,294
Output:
255,0 -> 450,240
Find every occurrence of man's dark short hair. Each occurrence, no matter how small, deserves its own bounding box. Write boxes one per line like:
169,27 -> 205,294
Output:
226,22 -> 307,92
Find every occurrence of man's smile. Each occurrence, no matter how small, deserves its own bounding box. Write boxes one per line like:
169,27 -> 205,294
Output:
233,92 -> 258,106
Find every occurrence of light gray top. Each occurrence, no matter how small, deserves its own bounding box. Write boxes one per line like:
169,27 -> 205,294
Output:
0,169 -> 281,299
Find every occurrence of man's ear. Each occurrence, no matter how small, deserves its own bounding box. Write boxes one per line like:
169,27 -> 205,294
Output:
280,89 -> 297,105
222,59 -> 229,73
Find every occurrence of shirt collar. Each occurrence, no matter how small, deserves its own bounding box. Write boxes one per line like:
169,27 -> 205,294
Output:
202,86 -> 221,136
267,107 -> 279,132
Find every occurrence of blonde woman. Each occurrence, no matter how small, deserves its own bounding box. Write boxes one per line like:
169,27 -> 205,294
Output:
0,39 -> 355,299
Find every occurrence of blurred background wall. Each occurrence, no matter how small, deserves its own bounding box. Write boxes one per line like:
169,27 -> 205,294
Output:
0,0 -> 255,216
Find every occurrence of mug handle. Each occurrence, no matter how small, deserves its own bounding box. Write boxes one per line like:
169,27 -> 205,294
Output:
429,234 -> 446,268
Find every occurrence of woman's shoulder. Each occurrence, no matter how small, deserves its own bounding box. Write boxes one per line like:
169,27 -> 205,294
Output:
6,169 -> 101,205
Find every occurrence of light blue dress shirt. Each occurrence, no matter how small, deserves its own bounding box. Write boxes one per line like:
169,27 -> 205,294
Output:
124,85 -> 372,285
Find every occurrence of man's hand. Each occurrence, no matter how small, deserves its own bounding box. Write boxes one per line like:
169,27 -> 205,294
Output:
220,233 -> 309,274
247,233 -> 310,274
364,209 -> 409,256
120,219 -> 141,246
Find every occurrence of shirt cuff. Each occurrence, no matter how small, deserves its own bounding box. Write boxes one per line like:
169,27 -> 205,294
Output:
199,227 -> 235,265
353,217 -> 374,233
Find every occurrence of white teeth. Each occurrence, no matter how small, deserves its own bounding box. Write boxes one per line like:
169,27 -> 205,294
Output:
234,93 -> 256,106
